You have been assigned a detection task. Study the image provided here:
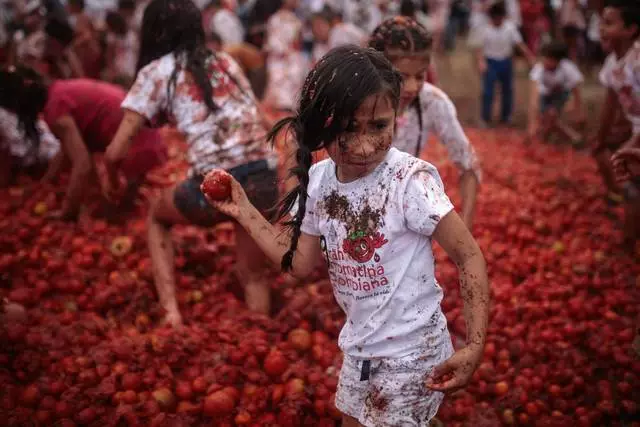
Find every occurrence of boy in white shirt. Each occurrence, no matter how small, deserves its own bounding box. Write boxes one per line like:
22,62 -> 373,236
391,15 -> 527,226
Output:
527,41 -> 584,145
469,1 -> 535,126
595,0 -> 640,251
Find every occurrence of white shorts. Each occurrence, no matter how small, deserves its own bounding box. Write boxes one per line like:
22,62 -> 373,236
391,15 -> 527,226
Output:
334,339 -> 454,427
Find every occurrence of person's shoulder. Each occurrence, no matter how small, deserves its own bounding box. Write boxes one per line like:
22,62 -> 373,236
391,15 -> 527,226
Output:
419,82 -> 456,112
138,53 -> 176,75
560,59 -> 582,74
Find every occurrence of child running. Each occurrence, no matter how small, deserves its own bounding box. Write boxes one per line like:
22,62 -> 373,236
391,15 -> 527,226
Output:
369,16 -> 481,228
469,1 -> 535,126
0,66 -> 166,220
206,45 -> 489,427
103,0 -> 277,327
527,41 -> 584,145
594,0 -> 640,250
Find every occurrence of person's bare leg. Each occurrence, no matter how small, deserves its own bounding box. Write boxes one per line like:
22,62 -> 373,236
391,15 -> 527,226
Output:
553,118 -> 582,143
234,222 -> 271,315
622,197 -> 640,251
594,149 -> 621,195
148,187 -> 189,327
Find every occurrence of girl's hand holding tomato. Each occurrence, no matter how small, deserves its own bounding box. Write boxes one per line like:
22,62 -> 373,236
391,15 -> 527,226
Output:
200,170 -> 250,220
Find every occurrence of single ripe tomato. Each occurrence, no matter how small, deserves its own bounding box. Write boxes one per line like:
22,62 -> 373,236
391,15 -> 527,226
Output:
201,169 -> 232,200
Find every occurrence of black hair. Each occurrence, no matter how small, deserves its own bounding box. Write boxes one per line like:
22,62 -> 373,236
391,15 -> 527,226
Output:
106,11 -> 128,36
400,0 -> 417,17
0,66 -> 48,152
118,0 -> 136,11
605,0 -> 640,34
488,1 -> 507,19
540,40 -> 568,61
137,0 -> 218,115
45,18 -> 75,46
68,0 -> 85,10
369,16 -> 433,58
269,46 -> 402,271
207,0 -> 223,8
208,31 -> 223,46
311,6 -> 337,23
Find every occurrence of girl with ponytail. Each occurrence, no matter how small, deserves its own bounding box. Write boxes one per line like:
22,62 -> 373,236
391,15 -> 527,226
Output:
207,45 -> 489,427
104,0 -> 277,327
369,16 -> 481,228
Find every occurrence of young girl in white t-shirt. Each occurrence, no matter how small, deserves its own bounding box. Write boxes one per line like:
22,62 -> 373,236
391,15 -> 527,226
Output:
103,0 -> 277,327
206,45 -> 489,427
527,41 -> 584,145
369,16 -> 480,228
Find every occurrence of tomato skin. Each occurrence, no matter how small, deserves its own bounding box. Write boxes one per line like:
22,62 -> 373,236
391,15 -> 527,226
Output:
201,169 -> 232,200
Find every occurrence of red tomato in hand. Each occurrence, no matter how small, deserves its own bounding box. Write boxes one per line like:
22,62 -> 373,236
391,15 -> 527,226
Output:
201,169 -> 232,200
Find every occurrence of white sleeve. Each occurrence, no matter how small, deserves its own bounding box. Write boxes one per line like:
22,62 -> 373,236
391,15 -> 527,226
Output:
404,165 -> 455,237
599,55 -> 615,87
423,92 -> 482,181
121,58 -> 170,121
529,63 -> 544,83
509,23 -> 523,45
563,61 -> 584,90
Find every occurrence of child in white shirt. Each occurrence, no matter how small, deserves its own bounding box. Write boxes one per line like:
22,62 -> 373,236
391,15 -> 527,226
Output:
527,41 -> 584,145
469,1 -> 535,126
595,0 -> 640,251
369,16 -> 481,228
310,7 -> 367,64
206,45 -> 489,427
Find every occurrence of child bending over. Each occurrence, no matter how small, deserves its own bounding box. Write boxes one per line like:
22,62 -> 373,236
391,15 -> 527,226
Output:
527,41 -> 584,145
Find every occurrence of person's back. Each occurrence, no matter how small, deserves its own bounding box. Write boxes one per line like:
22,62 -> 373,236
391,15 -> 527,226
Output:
43,79 -> 127,150
123,51 -> 268,174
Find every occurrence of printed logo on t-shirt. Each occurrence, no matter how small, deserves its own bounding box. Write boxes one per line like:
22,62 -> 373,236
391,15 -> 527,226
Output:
320,190 -> 392,299
342,230 -> 388,263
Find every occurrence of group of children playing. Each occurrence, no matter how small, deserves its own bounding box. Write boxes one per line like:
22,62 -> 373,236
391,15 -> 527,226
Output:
1,0 -> 640,426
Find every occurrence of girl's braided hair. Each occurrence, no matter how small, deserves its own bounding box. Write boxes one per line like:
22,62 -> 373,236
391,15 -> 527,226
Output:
368,16 -> 433,58
269,46 -> 402,271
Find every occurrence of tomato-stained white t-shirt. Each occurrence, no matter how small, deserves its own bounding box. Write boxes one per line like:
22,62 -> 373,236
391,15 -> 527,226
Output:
301,148 -> 454,359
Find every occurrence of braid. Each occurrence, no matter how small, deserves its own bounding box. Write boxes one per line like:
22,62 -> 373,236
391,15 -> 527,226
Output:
369,16 -> 433,57
267,46 -> 402,272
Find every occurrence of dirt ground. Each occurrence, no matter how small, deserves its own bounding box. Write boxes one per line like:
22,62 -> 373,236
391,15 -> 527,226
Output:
435,44 -> 605,134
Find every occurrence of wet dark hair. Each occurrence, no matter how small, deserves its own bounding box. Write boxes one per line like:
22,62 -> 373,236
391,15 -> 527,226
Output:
118,0 -> 136,11
0,66 -> 48,152
45,18 -> 75,46
269,46 -> 402,271
488,1 -> 507,19
137,0 -> 218,114
605,0 -> 640,34
106,11 -> 128,36
400,0 -> 417,17
369,16 -> 433,58
540,41 -> 568,61
68,0 -> 85,10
